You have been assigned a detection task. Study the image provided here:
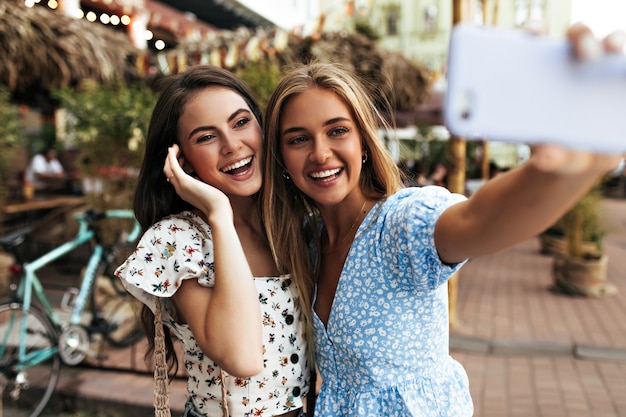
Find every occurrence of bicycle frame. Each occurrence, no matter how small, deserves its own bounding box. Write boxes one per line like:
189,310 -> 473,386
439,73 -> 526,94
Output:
1,209 -> 140,370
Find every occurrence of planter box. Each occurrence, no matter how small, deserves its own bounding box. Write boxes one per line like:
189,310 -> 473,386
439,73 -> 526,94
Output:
539,233 -> 566,256
552,254 -> 617,297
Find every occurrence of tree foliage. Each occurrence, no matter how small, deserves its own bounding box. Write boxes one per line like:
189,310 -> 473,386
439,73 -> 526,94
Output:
0,86 -> 24,189
52,79 -> 156,176
52,79 -> 157,209
557,186 -> 605,259
235,60 -> 282,116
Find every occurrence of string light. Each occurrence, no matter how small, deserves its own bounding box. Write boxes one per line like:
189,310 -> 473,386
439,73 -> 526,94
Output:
23,0 -> 182,51
24,0 -> 134,26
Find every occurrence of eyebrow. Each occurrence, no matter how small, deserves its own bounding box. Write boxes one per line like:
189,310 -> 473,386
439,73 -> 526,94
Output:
187,108 -> 251,140
281,116 -> 351,136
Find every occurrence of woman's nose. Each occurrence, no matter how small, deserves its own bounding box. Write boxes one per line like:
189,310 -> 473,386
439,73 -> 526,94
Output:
309,138 -> 331,162
221,134 -> 243,154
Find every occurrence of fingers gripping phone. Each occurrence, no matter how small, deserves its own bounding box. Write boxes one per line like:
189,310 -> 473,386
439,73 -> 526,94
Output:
444,24 -> 626,154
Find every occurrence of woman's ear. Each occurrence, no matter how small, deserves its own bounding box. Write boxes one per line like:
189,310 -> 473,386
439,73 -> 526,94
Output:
182,161 -> 195,175
177,150 -> 195,175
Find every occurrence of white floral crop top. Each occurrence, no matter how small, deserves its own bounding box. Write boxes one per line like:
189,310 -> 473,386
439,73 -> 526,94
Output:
115,211 -> 309,417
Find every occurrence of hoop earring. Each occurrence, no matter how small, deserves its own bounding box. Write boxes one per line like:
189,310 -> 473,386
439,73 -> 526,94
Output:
282,170 -> 291,180
362,152 -> 368,164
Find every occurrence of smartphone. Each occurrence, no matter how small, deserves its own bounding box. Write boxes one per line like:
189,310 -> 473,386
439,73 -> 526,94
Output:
443,24 -> 626,154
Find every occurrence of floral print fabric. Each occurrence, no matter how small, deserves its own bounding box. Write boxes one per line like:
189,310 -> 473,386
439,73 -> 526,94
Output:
313,187 -> 473,417
115,211 -> 309,417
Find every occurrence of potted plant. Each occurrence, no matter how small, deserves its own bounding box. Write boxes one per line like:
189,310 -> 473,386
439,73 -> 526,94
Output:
550,185 -> 616,297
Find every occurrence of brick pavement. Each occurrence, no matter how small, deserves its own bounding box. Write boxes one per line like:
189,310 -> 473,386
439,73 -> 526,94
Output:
450,197 -> 626,417
36,197 -> 626,416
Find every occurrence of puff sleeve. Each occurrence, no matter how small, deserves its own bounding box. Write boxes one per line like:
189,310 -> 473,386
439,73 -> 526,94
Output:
380,186 -> 467,291
115,212 -> 216,304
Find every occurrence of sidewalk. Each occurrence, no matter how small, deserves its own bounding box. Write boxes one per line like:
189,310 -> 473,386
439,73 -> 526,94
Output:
451,197 -> 626,417
40,198 -> 626,416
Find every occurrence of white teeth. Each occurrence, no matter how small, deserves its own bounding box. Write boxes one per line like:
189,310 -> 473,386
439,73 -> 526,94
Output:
310,168 -> 341,179
222,157 -> 252,172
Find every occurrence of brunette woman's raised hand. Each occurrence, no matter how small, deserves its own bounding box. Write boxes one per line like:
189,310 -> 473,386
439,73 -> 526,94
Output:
163,144 -> 233,223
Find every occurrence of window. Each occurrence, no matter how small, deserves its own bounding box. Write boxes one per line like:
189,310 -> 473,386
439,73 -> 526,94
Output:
387,7 -> 399,36
423,4 -> 438,33
515,0 -> 545,26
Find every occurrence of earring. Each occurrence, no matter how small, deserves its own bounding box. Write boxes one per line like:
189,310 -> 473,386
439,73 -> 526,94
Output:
282,170 -> 291,180
362,152 -> 368,164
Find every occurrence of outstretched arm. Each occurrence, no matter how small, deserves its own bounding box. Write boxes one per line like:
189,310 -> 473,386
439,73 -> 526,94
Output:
435,25 -> 625,265
436,146 -> 621,264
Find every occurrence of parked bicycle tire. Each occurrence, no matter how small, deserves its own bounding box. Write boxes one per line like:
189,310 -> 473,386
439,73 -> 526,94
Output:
0,301 -> 61,417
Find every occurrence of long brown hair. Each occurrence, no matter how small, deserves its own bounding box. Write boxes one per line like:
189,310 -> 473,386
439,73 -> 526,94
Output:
134,65 -> 263,374
262,62 -> 403,360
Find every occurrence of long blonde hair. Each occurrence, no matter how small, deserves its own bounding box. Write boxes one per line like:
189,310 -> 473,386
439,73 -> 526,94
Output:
262,62 -> 403,359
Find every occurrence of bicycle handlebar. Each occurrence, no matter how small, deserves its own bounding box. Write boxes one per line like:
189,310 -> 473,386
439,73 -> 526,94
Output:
73,209 -> 141,244
0,209 -> 140,260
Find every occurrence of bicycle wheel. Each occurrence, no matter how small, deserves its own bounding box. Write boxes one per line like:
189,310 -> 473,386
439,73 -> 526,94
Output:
92,258 -> 144,348
0,301 -> 61,417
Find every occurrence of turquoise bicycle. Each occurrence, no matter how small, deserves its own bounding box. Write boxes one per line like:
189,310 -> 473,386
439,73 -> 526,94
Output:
0,209 -> 142,417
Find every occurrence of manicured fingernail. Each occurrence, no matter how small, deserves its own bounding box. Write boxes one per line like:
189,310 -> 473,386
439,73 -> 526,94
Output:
579,33 -> 602,59
606,31 -> 626,51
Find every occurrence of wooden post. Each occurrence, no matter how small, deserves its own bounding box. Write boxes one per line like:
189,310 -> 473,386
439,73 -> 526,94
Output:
448,0 -> 472,330
481,140 -> 490,179
447,137 -> 466,330
492,0 -> 500,26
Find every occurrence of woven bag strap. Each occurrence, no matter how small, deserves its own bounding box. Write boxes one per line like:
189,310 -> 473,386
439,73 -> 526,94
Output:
220,369 -> 229,417
187,214 -> 230,417
153,297 -> 170,417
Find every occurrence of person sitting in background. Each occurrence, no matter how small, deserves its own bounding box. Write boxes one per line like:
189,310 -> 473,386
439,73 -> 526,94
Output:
25,148 -> 67,192
426,162 -> 448,187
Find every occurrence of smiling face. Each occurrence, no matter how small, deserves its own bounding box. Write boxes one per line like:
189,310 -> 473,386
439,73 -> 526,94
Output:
279,87 -> 366,208
177,86 -> 263,198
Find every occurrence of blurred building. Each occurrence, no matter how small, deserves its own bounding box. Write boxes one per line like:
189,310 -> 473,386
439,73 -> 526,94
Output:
313,0 -> 573,72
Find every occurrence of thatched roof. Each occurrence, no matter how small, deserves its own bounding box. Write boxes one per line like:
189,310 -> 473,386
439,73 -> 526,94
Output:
278,32 -> 433,112
0,2 -> 141,94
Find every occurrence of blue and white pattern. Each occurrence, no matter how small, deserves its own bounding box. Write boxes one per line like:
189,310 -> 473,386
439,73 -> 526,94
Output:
313,186 -> 473,417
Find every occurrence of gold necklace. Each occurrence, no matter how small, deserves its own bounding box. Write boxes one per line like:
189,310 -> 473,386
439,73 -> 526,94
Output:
322,200 -> 368,254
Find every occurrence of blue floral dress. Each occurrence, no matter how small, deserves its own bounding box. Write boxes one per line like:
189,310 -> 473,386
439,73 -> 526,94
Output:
313,186 -> 473,417
115,211 -> 309,417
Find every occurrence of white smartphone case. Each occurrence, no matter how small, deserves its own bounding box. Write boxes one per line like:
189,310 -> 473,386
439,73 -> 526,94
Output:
444,24 -> 626,154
